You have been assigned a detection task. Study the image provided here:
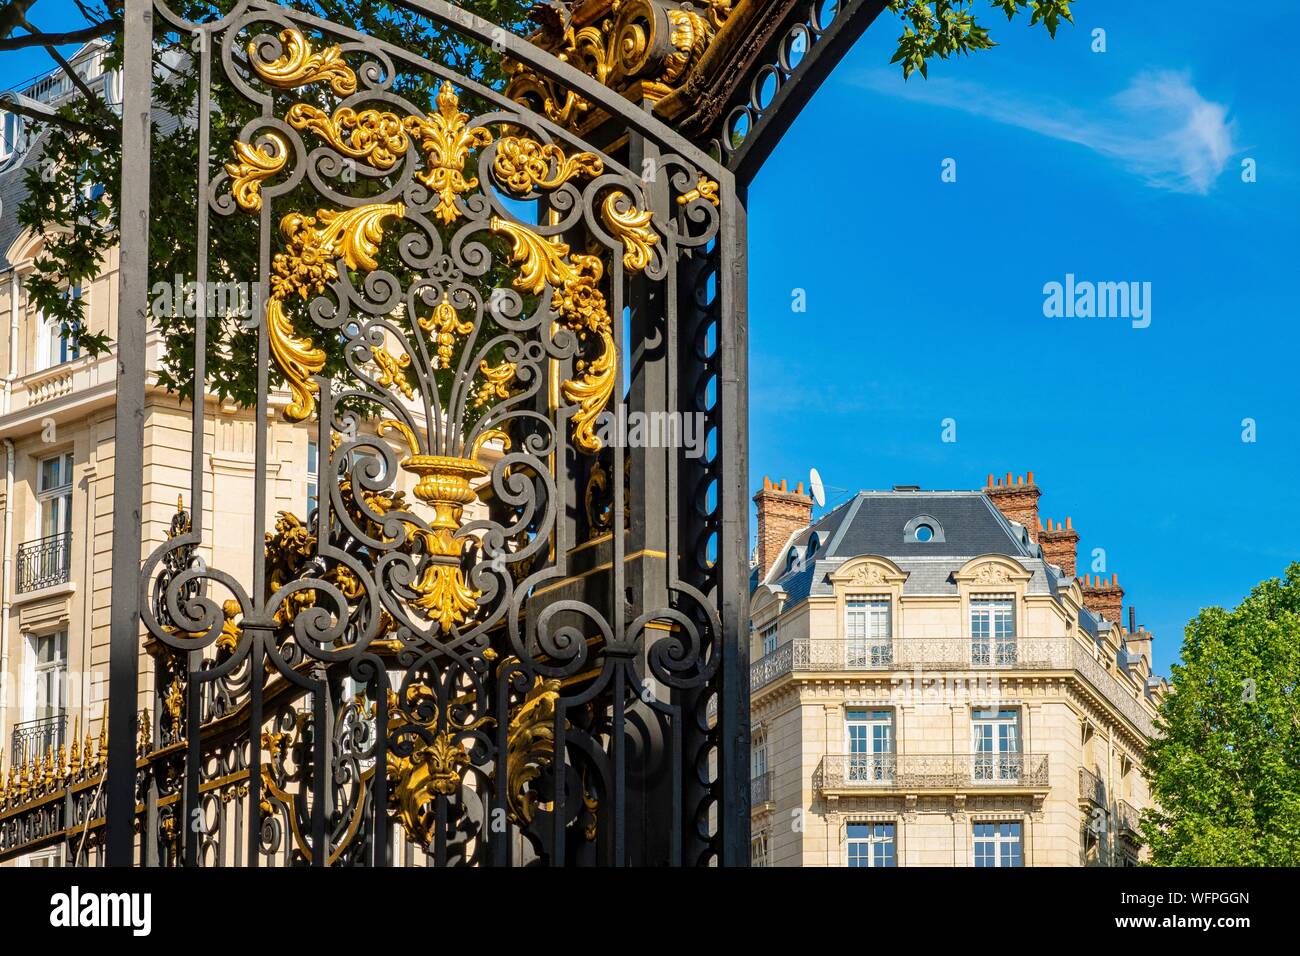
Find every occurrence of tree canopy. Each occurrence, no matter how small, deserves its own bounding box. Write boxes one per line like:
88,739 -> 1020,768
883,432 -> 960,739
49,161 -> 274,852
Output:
1142,563 -> 1300,865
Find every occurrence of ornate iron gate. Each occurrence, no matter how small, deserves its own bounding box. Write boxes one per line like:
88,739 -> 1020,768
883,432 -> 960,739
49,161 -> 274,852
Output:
100,0 -> 749,867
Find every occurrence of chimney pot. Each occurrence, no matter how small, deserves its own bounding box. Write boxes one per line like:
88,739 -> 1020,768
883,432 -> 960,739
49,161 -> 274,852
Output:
754,477 -> 814,579
1027,470 -> 1034,484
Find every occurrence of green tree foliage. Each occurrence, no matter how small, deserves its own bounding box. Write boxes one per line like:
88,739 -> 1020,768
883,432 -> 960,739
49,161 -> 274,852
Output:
1142,563 -> 1300,865
887,0 -> 1075,78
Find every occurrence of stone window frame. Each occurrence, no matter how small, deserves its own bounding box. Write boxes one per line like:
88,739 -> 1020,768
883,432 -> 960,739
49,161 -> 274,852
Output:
839,813 -> 902,868
953,555 -> 1033,642
827,556 -> 908,649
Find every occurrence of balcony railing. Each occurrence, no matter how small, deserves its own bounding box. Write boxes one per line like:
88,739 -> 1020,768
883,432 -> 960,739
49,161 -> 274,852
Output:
750,771 -> 774,806
1116,799 -> 1141,835
1079,767 -> 1105,805
16,532 -> 72,592
750,637 -> 1157,738
814,752 -> 1050,792
9,714 -> 66,766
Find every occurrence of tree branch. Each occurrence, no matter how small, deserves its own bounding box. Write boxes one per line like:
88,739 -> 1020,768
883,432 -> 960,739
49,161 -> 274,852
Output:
0,98 -> 110,140
0,19 -> 114,50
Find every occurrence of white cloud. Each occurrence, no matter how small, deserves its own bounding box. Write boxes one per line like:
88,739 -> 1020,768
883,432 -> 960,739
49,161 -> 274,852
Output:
858,68 -> 1237,194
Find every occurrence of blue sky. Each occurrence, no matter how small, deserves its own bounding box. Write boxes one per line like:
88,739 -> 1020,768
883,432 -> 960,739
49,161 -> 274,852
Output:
4,3 -> 1296,672
747,2 -> 1299,672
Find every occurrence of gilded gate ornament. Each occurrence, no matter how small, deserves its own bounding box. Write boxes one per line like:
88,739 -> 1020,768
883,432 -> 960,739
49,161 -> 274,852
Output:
225,133 -> 288,212
268,202 -> 405,421
401,82 -> 494,224
248,28 -> 358,94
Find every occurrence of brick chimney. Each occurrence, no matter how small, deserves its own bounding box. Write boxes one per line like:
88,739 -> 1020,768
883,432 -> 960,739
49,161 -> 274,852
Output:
984,471 -> 1041,542
1038,516 -> 1080,577
1079,573 -> 1124,624
754,476 -> 813,578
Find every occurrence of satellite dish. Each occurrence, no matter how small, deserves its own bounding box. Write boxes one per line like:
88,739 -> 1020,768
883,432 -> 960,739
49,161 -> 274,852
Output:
809,467 -> 826,508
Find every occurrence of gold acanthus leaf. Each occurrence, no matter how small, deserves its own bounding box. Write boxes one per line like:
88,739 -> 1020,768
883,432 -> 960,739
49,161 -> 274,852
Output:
488,216 -> 622,454
401,81 -> 493,225
225,133 -> 288,212
474,359 -> 516,408
493,136 -> 604,194
505,677 -> 562,824
488,217 -> 608,334
372,345 -> 413,398
268,202 -> 405,421
563,331 -> 617,456
601,192 -> 658,273
248,28 -> 357,95
287,104 -> 410,170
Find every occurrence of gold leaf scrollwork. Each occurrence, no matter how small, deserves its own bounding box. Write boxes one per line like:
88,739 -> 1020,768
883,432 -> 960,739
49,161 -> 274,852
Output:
372,345 -> 413,398
286,104 -> 410,170
225,133 -> 288,212
676,174 -> 720,208
474,359 -> 516,408
386,689 -> 472,847
489,213 -> 650,454
492,136 -> 604,194
601,191 -> 659,273
402,81 -> 493,225
505,677 -> 562,824
418,295 -> 474,368
268,202 -> 405,421
248,28 -> 357,95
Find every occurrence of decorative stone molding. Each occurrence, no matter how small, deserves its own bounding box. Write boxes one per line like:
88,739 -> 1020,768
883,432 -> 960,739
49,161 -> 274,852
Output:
830,555 -> 908,590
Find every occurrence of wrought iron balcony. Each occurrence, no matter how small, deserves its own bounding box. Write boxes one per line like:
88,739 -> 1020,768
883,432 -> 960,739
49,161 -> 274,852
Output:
814,752 -> 1050,794
16,531 -> 72,592
751,637 -> 1069,688
9,714 -> 66,766
1079,767 -> 1105,806
1116,799 -> 1141,836
750,771 -> 774,807
750,637 -> 1157,738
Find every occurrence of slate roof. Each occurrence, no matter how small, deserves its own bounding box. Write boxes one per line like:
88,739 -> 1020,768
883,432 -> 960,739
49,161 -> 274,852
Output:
757,489 -> 1100,623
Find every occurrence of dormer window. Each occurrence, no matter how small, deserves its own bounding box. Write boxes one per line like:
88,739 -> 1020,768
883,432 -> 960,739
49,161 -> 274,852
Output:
903,514 -> 944,543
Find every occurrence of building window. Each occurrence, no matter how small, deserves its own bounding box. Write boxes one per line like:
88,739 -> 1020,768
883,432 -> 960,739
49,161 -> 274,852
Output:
846,709 -> 894,782
751,828 -> 771,867
35,287 -> 83,371
1,109 -> 22,158
38,452 -> 75,539
306,439 -> 319,518
752,729 -> 768,778
760,622 -> 778,657
32,630 -> 68,722
23,848 -> 64,868
970,594 -> 1015,666
847,822 -> 896,867
973,821 -> 1022,867
972,708 -> 1021,782
845,596 -> 891,667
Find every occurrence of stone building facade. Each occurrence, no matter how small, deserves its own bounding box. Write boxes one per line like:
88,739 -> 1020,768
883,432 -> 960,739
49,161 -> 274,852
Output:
748,472 -> 1166,867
